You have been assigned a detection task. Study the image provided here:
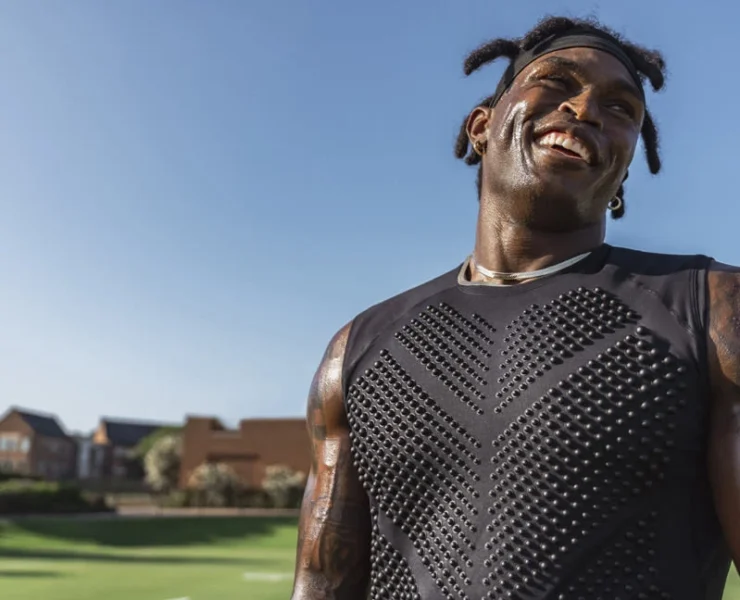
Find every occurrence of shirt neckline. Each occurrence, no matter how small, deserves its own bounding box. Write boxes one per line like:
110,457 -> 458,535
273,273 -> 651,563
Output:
456,244 -> 612,297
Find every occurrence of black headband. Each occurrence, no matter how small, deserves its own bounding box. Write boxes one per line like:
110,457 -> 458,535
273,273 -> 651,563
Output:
490,29 -> 645,107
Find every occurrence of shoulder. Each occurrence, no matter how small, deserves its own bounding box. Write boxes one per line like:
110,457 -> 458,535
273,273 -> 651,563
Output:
708,260 -> 740,277
312,265 -> 461,398
708,261 -> 740,313
347,264 -> 461,345
605,245 -> 713,333
337,264 -> 461,386
607,244 -> 710,274
707,261 -> 740,389
707,261 -> 740,336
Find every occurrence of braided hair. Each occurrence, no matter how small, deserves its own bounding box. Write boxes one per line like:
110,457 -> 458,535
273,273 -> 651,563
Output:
454,16 -> 666,219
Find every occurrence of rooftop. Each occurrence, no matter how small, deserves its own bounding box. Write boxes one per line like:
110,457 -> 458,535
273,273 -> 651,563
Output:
5,407 -> 69,439
101,418 -> 179,448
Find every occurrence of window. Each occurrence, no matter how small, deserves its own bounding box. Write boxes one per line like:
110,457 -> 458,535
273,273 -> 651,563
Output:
19,437 -> 30,453
0,435 -> 18,452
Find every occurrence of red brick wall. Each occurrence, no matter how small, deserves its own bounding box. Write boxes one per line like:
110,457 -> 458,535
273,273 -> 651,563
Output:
0,411 -> 76,479
32,435 -> 77,480
0,412 -> 33,475
179,417 -> 309,489
239,419 -> 310,486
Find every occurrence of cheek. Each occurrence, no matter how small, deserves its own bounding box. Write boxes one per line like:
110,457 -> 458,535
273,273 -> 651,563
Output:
627,131 -> 641,161
490,99 -> 535,148
604,128 -> 640,172
615,123 -> 640,154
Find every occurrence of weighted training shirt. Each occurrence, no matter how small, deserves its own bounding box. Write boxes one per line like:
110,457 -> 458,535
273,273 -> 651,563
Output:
341,244 -> 731,600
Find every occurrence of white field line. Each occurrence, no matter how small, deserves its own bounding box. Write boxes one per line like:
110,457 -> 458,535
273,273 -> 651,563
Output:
164,597 -> 190,600
243,572 -> 293,582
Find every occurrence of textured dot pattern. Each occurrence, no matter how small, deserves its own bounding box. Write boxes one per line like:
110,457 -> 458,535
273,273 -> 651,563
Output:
396,302 -> 494,414
557,512 -> 669,600
496,287 -> 638,413
482,326 -> 689,598
368,507 -> 421,600
347,350 -> 482,600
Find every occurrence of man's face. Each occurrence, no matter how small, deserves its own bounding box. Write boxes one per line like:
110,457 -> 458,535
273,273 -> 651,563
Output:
471,47 -> 645,230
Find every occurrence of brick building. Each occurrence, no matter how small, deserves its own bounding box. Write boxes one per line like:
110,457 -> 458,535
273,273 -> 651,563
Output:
78,418 -> 177,481
0,407 -> 76,479
179,417 -> 309,489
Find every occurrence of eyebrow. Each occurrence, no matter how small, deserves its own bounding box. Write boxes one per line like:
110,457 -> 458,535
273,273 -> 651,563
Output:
534,55 -> 644,102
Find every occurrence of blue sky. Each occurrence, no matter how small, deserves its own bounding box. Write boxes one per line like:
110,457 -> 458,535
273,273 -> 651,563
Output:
0,1 -> 737,433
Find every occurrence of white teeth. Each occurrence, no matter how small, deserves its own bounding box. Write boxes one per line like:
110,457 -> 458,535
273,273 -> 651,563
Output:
537,132 -> 589,161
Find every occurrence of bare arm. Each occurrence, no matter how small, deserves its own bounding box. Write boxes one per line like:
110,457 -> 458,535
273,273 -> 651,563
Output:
291,322 -> 371,599
707,264 -> 740,571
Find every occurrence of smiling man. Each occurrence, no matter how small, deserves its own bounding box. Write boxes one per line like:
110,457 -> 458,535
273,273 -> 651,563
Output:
291,16 -> 740,600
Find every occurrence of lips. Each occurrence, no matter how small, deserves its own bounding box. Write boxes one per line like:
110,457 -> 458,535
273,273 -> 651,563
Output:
533,127 -> 599,166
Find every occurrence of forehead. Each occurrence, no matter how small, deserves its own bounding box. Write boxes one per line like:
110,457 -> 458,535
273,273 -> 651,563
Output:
519,47 -> 638,90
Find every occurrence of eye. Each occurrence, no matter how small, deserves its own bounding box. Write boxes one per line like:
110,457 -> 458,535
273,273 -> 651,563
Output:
540,74 -> 569,87
608,101 -> 636,118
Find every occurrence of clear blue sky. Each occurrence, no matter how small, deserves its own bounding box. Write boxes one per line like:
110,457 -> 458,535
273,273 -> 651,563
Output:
0,1 -> 737,433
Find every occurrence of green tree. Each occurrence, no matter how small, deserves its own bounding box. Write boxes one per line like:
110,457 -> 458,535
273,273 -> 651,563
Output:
134,427 -> 182,460
143,434 -> 182,494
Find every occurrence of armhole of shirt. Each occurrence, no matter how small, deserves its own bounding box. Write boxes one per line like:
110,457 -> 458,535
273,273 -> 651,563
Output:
691,255 -> 712,396
340,320 -> 358,408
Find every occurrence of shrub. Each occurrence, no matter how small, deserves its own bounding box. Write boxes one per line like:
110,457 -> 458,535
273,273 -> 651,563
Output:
187,463 -> 241,507
236,487 -> 272,508
0,480 -> 111,515
0,472 -> 42,483
162,486 -> 272,508
161,489 -> 190,508
262,465 -> 306,509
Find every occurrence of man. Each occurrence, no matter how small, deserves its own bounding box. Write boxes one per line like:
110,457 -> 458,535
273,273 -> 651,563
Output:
291,16 -> 740,600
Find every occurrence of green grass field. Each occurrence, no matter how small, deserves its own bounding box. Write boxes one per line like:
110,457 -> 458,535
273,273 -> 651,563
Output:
0,516 -> 297,600
0,515 -> 738,600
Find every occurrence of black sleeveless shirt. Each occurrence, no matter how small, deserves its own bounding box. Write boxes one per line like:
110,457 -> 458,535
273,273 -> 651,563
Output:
342,245 -> 731,600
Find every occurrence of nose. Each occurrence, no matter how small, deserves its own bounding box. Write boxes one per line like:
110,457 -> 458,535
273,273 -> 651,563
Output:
558,92 -> 603,130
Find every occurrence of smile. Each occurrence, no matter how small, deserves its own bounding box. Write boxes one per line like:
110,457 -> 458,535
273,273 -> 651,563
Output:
534,131 -> 593,164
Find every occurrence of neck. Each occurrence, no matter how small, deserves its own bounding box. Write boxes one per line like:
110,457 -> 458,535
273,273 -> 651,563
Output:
472,205 -> 605,284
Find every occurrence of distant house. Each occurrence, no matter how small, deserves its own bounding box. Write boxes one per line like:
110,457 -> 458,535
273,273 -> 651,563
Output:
0,407 -> 77,480
179,417 -> 309,489
77,418 -> 178,481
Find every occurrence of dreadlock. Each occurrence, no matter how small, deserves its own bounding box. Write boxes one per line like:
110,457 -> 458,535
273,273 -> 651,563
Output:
454,16 -> 666,219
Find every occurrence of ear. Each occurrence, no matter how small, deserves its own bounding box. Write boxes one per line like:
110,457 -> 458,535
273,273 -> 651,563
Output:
465,106 -> 493,147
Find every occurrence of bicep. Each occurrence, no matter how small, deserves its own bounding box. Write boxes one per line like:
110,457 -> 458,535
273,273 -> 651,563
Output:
292,323 -> 371,599
707,267 -> 740,570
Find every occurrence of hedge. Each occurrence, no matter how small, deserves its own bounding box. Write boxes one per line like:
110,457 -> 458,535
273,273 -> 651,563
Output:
161,486 -> 303,509
0,472 -> 42,483
0,480 -> 111,515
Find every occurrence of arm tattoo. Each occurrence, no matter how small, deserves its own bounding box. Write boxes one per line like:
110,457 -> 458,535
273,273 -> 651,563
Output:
709,267 -> 740,388
707,265 -> 740,573
292,323 -> 371,599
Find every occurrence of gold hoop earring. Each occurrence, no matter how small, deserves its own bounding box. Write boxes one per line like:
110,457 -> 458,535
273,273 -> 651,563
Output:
473,140 -> 487,156
608,196 -> 623,212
